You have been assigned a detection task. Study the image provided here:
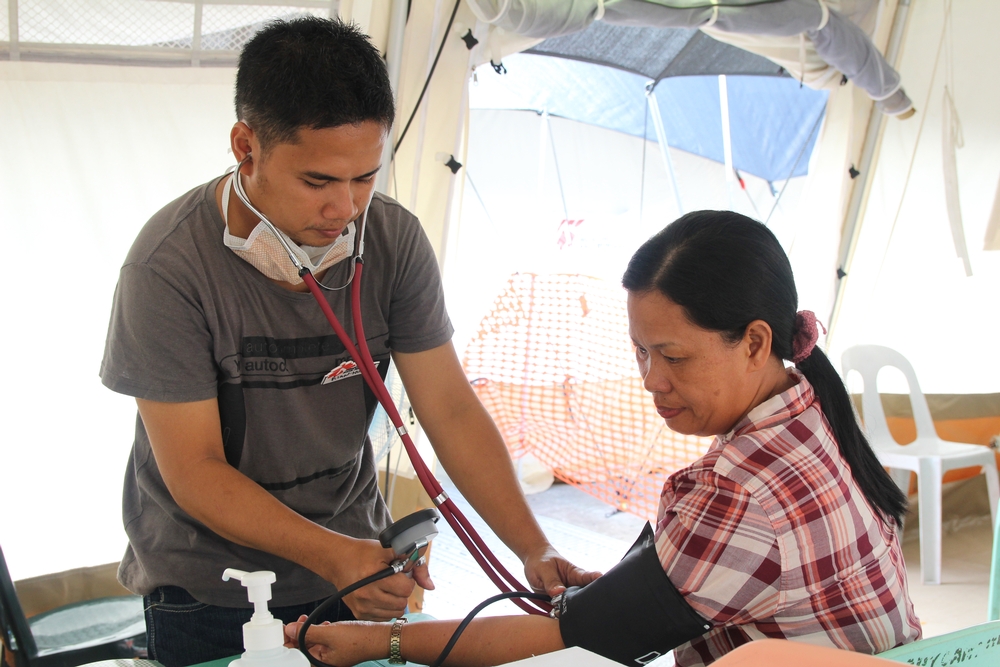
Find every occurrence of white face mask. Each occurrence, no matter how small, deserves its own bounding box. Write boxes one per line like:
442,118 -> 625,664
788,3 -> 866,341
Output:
221,173 -> 355,285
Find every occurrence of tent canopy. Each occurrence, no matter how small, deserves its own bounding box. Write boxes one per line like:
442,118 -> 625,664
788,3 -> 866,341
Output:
526,20 -> 785,81
472,52 -> 827,182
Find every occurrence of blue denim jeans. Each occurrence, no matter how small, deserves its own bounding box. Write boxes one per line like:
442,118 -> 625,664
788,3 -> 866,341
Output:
144,586 -> 355,667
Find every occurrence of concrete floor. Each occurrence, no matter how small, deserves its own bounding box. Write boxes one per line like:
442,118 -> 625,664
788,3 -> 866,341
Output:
421,475 -> 996,640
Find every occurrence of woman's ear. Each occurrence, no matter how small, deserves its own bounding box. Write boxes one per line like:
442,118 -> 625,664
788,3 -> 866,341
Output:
743,320 -> 774,371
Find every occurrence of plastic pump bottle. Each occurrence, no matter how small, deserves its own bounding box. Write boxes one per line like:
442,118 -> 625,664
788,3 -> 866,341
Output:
222,569 -> 309,667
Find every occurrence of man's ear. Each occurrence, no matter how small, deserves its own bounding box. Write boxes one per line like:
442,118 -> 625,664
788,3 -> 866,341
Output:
230,122 -> 257,173
744,320 -> 774,371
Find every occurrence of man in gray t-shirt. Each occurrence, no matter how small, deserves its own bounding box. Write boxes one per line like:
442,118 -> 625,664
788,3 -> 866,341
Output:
100,17 -> 597,667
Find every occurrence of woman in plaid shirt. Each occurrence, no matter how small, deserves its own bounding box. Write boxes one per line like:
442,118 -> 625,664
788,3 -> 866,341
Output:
290,211 -> 920,666
622,211 -> 921,665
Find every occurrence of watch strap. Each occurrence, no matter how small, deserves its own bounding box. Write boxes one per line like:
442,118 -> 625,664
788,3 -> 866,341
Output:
388,617 -> 408,664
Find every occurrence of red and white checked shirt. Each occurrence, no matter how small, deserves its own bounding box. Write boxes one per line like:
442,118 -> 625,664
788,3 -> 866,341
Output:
656,370 -> 921,666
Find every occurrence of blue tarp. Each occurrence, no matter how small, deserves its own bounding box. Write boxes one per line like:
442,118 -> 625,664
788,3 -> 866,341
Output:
470,53 -> 829,182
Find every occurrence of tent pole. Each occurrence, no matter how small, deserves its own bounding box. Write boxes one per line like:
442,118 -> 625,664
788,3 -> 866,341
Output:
827,0 -> 913,342
719,74 -> 737,210
8,0 -> 19,61
646,84 -> 684,216
375,0 -> 409,195
191,1 -> 203,67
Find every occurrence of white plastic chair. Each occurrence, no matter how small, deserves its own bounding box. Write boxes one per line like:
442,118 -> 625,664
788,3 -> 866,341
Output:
841,345 -> 999,585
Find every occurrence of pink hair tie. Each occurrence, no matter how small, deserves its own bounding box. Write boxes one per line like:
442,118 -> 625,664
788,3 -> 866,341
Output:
791,310 -> 827,364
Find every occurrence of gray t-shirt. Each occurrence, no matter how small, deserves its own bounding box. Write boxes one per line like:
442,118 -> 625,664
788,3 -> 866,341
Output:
100,177 -> 453,607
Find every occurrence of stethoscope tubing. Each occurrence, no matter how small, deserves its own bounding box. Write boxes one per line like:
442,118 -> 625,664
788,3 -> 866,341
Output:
346,263 -> 544,609
301,265 -> 549,615
230,156 -> 549,613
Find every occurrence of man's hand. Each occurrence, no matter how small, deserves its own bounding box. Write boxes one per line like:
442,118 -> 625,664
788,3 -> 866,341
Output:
523,545 -> 602,596
328,538 -> 435,621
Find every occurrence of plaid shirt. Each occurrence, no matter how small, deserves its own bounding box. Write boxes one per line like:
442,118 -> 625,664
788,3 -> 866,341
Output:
657,370 -> 921,666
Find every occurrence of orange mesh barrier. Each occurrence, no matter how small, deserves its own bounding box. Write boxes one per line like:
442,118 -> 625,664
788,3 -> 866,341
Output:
462,273 -> 712,521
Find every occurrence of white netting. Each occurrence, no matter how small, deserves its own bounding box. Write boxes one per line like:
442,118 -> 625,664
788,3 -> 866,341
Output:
201,5 -> 327,51
5,1 -> 331,61
18,0 -> 195,47
463,274 -> 713,521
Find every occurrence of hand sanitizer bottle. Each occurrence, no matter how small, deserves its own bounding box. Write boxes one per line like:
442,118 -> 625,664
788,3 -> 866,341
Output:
222,569 -> 310,667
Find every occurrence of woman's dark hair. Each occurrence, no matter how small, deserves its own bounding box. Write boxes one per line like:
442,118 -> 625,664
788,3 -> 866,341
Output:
235,17 -> 395,150
622,210 -> 906,527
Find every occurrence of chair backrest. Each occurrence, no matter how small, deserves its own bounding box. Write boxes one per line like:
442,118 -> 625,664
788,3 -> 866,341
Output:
877,620 -> 1000,665
840,345 -> 938,447
0,545 -> 38,667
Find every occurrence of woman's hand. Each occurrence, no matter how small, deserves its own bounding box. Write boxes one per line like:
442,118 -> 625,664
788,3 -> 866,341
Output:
284,615 -> 391,667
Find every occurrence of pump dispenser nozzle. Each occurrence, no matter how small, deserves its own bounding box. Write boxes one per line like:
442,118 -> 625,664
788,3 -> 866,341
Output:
222,569 -> 308,667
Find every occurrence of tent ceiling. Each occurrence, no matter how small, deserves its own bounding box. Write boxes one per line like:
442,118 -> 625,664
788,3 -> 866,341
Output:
525,21 -> 787,83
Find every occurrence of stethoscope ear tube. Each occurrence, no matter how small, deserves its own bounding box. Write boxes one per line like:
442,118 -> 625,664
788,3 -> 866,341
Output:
300,266 -> 550,615
230,155 -> 305,272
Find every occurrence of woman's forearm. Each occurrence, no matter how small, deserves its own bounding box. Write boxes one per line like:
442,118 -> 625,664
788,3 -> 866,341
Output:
291,615 -> 566,667
399,616 -> 565,667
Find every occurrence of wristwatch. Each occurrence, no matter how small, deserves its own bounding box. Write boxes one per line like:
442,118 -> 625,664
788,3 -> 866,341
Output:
388,617 -> 408,664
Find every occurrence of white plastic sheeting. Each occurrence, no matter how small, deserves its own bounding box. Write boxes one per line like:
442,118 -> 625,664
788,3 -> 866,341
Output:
0,62 -> 238,580
830,0 -> 1000,394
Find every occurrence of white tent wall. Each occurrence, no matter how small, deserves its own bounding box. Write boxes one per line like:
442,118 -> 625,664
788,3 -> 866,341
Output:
388,0 -> 469,259
830,0 -> 1000,394
785,82 -> 857,319
0,0 -> 504,583
788,0 -> 905,327
0,62 -> 238,579
3,0 -> 996,586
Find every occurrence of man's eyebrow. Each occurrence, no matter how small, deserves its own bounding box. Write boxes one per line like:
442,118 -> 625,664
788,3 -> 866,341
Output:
302,166 -> 381,181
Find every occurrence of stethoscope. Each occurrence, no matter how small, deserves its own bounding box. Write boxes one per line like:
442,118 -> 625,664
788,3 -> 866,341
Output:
228,155 -> 549,615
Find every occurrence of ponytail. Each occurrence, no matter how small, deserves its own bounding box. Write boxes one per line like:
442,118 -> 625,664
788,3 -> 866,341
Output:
796,348 -> 907,526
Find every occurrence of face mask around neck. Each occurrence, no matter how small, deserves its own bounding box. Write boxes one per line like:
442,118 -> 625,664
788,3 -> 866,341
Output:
220,172 -> 355,285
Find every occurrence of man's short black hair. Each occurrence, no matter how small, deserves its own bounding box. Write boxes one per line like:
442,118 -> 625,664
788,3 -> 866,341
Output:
235,17 -> 395,149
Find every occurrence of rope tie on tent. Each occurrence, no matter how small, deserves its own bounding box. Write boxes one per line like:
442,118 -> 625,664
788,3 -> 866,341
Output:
764,109 -> 824,225
797,1 -> 830,88
466,0 -> 512,24
798,34 -> 806,87
705,6 -> 719,28
816,0 -> 831,30
874,7 -> 950,289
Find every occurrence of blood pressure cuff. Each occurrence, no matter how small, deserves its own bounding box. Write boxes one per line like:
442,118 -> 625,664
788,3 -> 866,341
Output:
555,523 -> 712,665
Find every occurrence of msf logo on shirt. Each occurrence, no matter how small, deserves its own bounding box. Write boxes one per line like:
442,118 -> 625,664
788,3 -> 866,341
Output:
322,359 -> 380,385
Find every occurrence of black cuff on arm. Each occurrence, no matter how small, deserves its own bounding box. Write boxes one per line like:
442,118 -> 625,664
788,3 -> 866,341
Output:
556,523 -> 712,665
